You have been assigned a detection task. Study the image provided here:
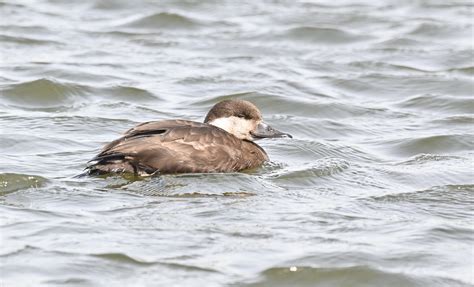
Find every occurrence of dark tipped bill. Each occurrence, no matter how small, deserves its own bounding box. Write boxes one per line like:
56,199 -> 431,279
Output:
251,122 -> 292,139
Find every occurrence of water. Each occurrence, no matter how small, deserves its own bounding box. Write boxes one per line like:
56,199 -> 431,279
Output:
1,0 -> 473,286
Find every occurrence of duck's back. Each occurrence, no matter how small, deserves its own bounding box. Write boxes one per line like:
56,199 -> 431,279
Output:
86,120 -> 268,175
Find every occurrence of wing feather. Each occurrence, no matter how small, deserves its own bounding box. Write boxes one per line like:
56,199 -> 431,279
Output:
87,120 -> 267,175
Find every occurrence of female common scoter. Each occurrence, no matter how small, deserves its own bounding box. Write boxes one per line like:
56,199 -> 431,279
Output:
86,99 -> 291,176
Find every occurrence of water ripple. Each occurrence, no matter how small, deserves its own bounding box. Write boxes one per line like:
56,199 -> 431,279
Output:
240,265 -> 470,287
277,26 -> 373,44
1,0 -> 473,286
0,173 -> 47,195
115,12 -> 230,32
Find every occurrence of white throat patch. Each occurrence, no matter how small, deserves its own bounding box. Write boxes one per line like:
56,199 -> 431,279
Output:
208,116 -> 256,140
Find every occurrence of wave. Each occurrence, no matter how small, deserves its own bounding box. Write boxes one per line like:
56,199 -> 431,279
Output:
0,78 -> 158,109
375,37 -> 426,48
384,134 -> 473,157
449,66 -> 474,75
407,23 -> 473,45
432,115 -> 474,126
0,173 -> 47,195
275,26 -> 373,44
397,153 -> 464,165
112,172 -> 279,197
119,12 -> 202,30
0,34 -> 62,46
241,265 -> 468,287
92,252 -> 218,273
0,78 -> 87,108
368,184 -> 474,222
329,74 -> 473,99
267,158 -> 350,188
101,85 -> 158,102
396,94 -> 474,114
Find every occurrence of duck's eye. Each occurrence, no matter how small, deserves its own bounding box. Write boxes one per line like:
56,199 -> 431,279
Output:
236,114 -> 245,118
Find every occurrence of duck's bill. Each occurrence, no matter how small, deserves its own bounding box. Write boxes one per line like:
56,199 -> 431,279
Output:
251,122 -> 292,139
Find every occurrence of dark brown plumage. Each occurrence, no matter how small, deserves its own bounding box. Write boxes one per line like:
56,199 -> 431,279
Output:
204,99 -> 262,122
86,100 -> 290,176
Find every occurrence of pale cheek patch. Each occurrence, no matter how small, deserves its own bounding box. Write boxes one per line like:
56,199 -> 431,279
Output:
208,117 -> 255,140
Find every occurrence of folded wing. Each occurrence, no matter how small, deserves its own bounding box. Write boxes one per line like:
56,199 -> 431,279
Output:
87,120 -> 267,175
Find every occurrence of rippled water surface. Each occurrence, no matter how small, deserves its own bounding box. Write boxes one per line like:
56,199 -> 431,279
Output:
1,0 -> 473,286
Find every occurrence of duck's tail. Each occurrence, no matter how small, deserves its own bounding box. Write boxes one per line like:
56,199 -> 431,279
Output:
77,153 -> 156,177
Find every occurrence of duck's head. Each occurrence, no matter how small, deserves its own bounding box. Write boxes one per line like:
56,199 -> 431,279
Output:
204,99 -> 292,141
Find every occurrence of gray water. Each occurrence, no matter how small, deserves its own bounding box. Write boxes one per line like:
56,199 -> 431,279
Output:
1,0 -> 473,286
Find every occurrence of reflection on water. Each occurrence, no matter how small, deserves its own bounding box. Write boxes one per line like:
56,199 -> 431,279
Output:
1,0 -> 473,286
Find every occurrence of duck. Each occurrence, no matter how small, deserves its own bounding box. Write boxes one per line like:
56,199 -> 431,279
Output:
85,99 -> 291,176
